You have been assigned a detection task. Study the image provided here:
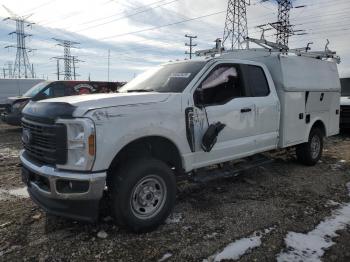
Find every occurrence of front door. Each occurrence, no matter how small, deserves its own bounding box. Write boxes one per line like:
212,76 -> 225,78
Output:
189,63 -> 259,169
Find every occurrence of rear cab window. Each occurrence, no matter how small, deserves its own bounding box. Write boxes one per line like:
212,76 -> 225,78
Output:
242,65 -> 270,97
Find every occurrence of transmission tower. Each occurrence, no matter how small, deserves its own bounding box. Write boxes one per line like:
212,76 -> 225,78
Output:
3,6 -> 35,78
261,0 -> 307,48
272,0 -> 293,47
52,38 -> 81,80
222,0 -> 250,50
185,34 -> 197,59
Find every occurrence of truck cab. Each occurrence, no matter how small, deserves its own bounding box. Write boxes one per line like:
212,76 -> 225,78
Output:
20,49 -> 340,232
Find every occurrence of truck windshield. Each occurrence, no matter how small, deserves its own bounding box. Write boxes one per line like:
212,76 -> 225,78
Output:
23,81 -> 50,97
119,61 -> 207,93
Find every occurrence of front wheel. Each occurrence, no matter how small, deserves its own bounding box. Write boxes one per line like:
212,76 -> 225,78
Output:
109,157 -> 176,232
296,128 -> 324,166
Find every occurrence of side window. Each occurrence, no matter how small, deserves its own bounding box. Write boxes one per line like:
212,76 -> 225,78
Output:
246,65 -> 270,97
199,65 -> 245,105
50,84 -> 65,97
43,83 -> 65,98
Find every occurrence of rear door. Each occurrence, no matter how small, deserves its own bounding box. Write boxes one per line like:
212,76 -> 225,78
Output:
241,64 -> 280,151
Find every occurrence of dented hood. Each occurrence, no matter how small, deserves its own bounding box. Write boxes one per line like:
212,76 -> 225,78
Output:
23,92 -> 172,122
40,92 -> 171,111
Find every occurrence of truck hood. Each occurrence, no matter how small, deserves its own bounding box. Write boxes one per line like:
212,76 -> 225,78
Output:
341,96 -> 350,106
5,96 -> 31,105
23,92 -> 173,123
40,92 -> 172,114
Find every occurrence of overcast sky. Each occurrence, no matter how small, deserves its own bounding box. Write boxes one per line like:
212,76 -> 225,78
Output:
0,0 -> 348,81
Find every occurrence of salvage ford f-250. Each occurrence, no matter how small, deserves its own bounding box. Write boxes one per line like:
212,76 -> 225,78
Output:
20,47 -> 341,232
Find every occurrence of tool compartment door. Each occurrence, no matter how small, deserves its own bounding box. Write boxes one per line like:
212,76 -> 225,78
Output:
280,91 -> 307,147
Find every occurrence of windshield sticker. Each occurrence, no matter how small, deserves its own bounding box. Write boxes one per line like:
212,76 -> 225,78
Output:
170,73 -> 191,78
74,84 -> 95,94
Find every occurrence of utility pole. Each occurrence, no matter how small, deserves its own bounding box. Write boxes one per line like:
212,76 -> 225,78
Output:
222,0 -> 250,50
2,61 -> 13,78
56,59 -> 60,80
3,6 -> 35,78
185,34 -> 197,59
52,38 -> 80,80
107,49 -> 111,81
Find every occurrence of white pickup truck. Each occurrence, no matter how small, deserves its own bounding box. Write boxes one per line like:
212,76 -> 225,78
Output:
20,49 -> 340,231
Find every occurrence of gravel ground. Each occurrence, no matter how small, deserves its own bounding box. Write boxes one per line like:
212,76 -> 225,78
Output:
0,122 -> 349,262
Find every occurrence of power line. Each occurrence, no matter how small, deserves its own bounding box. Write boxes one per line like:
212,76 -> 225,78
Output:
72,0 -> 175,28
75,0 -> 180,33
99,10 -> 226,40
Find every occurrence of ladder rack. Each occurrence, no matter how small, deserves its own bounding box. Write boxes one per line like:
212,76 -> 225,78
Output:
195,37 -> 341,64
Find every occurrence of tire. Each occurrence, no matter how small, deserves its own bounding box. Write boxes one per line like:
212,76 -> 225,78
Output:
109,157 -> 176,232
296,128 -> 324,166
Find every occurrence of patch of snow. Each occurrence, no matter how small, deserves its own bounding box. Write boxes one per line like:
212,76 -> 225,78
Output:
277,183 -> 350,262
158,253 -> 172,262
0,187 -> 29,200
8,187 -> 29,198
325,200 -> 340,207
165,213 -> 182,224
339,159 -> 347,163
204,227 -> 275,262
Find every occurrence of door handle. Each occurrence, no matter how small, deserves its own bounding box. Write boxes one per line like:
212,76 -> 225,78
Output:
240,108 -> 252,113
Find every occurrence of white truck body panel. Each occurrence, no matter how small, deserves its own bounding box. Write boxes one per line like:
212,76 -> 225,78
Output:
219,50 -> 340,147
30,51 -> 340,173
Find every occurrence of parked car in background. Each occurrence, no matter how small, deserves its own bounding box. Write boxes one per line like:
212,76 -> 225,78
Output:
0,79 -> 45,107
1,80 -> 125,126
340,78 -> 350,129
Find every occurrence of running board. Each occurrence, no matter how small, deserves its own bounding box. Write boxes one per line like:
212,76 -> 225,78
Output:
190,154 -> 274,183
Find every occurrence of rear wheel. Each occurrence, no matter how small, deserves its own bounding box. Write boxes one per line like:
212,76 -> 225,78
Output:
296,128 -> 324,166
109,157 -> 176,232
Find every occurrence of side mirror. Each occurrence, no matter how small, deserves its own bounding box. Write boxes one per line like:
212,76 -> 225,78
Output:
194,88 -> 205,107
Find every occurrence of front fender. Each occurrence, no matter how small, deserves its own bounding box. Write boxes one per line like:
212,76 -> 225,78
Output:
86,100 -> 191,172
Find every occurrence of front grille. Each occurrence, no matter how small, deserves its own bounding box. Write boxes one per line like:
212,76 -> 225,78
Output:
22,118 -> 67,165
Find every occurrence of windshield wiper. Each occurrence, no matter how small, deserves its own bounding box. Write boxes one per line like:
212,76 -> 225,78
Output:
127,89 -> 155,93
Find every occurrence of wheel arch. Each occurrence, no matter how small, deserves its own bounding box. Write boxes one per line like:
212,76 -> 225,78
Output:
310,119 -> 327,137
107,136 -> 184,183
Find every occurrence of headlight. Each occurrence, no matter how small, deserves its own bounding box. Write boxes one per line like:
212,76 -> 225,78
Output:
12,101 -> 27,111
56,118 -> 96,171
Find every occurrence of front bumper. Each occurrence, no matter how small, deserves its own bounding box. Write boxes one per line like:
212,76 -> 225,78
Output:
1,112 -> 21,126
20,150 -> 106,222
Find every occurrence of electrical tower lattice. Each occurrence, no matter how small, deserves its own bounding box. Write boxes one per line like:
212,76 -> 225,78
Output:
222,0 -> 250,50
275,0 -> 293,47
4,14 -> 35,78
